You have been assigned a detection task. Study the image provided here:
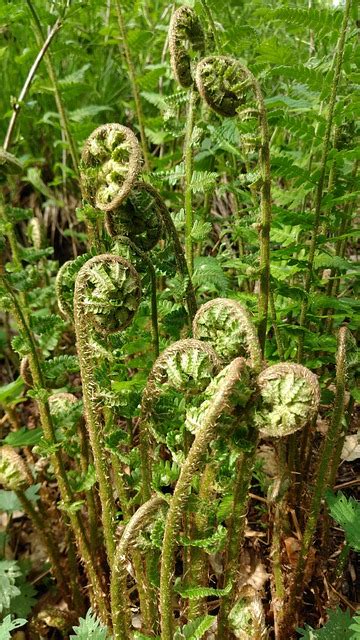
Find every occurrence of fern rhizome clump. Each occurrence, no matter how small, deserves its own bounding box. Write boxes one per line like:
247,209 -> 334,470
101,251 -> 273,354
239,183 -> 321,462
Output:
0,1 -> 358,639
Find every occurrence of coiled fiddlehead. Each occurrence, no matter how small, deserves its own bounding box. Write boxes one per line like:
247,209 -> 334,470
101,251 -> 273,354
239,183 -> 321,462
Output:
0,445 -> 32,490
255,364 -> 320,438
111,496 -> 167,640
169,6 -> 205,88
106,181 -> 164,251
193,297 -> 262,370
74,254 -> 141,564
195,55 -> 271,355
159,357 -> 253,640
140,339 -> 219,501
195,56 -> 249,117
80,123 -> 142,211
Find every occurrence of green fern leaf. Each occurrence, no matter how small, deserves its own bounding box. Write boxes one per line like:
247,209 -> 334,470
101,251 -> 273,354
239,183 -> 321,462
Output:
297,607 -> 354,639
174,615 -> 215,640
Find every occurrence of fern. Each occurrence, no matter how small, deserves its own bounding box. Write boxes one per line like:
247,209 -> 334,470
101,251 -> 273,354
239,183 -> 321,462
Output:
70,609 -> 111,639
297,607 -> 355,639
173,615 -> 215,639
325,491 -> 360,551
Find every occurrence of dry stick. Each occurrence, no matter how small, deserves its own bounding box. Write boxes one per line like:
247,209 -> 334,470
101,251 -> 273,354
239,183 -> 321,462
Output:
111,496 -> 166,640
25,0 -> 80,175
159,358 -> 247,640
3,18 -> 62,152
280,327 -> 348,637
296,0 -> 352,363
115,0 -> 150,171
1,275 -> 109,623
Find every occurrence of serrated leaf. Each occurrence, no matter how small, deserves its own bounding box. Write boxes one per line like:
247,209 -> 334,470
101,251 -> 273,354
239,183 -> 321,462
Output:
297,607 -> 353,639
174,581 -> 231,599
325,491 -> 360,551
174,615 -> 215,640
70,609 -> 111,639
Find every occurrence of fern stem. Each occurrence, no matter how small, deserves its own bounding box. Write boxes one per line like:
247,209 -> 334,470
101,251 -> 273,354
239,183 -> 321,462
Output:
199,0 -> 221,52
217,443 -> 258,639
25,0 -> 80,176
296,0 -> 352,362
159,358 -> 247,640
1,274 -> 108,622
115,0 -> 150,171
281,327 -> 348,637
111,496 -> 166,640
184,88 -> 197,276
157,195 -> 197,321
74,296 -> 118,566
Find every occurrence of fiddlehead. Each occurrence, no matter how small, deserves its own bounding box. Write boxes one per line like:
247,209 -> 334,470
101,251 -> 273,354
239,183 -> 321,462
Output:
218,362 -> 319,638
106,180 -> 164,251
111,496 -> 167,640
0,445 -> 33,490
80,123 -> 142,211
159,357 -> 253,640
169,6 -> 205,88
195,56 -> 249,117
193,297 -> 262,369
139,338 -> 219,501
74,254 -> 141,564
255,363 -> 320,438
195,55 -> 271,354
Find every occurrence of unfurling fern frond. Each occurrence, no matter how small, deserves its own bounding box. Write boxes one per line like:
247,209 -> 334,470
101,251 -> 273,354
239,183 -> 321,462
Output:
55,252 -> 97,320
169,6 -> 205,88
105,181 -> 164,251
195,56 -> 250,117
142,339 -> 219,410
193,298 -> 262,368
80,123 -> 142,211
255,363 -> 320,437
74,254 -> 141,335
0,446 -> 33,490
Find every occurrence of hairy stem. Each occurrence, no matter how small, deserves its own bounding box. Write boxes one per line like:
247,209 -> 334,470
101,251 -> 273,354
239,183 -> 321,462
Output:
296,0 -> 352,362
111,496 -> 166,640
159,358 -> 247,640
281,327 -> 348,636
1,275 -> 108,622
115,0 -> 150,171
217,442 -> 258,639
184,88 -> 197,276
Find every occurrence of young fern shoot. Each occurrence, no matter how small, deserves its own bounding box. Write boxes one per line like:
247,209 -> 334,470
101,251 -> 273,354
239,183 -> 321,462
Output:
74,254 -> 141,565
195,55 -> 272,353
